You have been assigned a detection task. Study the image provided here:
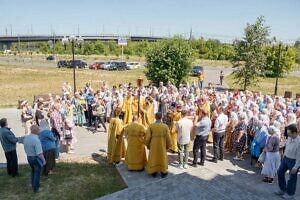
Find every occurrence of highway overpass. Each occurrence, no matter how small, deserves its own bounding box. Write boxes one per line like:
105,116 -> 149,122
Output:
0,34 -> 166,50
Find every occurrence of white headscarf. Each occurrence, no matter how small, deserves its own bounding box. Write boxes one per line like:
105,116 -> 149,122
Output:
268,125 -> 280,137
230,112 -> 238,121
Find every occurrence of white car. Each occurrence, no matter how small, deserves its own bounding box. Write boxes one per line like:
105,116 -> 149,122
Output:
126,62 -> 140,70
102,61 -> 112,70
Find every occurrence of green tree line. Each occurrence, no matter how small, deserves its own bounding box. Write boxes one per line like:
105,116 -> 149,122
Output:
9,37 -> 300,67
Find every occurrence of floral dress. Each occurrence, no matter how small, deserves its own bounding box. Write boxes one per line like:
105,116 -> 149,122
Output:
233,121 -> 247,154
72,98 -> 86,126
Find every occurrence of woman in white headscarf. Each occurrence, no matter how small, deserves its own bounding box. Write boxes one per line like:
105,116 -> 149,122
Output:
39,119 -> 56,175
261,126 -> 280,184
224,112 -> 238,153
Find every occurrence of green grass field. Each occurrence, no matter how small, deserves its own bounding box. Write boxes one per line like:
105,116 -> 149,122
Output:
225,74 -> 300,96
0,64 -> 146,108
0,58 -> 299,107
0,156 -> 126,200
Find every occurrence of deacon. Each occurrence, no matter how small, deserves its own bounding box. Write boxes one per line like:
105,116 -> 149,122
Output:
124,115 -> 147,171
169,104 -> 182,153
107,108 -> 126,164
122,91 -> 134,125
145,112 -> 172,178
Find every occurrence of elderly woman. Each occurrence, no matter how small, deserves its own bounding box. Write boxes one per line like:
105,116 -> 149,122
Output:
233,112 -> 248,161
247,110 -> 257,148
261,126 -> 281,184
39,119 -> 56,175
72,92 -> 86,127
284,113 -> 297,139
224,112 -> 238,153
21,100 -> 34,134
251,119 -> 269,166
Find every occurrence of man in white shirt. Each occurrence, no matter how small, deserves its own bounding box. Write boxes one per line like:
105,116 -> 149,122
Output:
211,106 -> 228,163
176,110 -> 193,169
275,124 -> 300,199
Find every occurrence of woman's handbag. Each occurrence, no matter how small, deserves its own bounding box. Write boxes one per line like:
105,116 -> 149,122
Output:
258,151 -> 266,163
64,129 -> 73,140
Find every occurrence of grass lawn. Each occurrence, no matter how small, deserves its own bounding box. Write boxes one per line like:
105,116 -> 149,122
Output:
1,61 -> 299,107
0,156 -> 126,200
0,64 -> 146,108
225,73 -> 300,96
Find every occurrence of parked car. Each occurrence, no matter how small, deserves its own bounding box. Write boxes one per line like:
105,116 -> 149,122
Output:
57,60 -> 68,68
46,55 -> 55,61
102,61 -> 112,70
68,60 -> 87,68
108,61 -> 127,71
126,62 -> 140,70
191,66 -> 204,76
89,62 -> 105,70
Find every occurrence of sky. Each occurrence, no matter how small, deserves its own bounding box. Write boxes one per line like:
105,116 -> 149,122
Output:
0,0 -> 299,43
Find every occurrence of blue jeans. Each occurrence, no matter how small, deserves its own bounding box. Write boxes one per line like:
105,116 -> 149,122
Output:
277,156 -> 299,196
27,156 -> 42,192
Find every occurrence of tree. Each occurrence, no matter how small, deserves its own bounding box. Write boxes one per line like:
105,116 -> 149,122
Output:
294,40 -> 300,49
82,42 -> 95,55
293,41 -> 300,64
231,16 -> 270,90
145,37 -> 194,86
94,41 -> 105,54
39,42 -> 50,54
264,45 -> 296,77
54,42 -> 65,54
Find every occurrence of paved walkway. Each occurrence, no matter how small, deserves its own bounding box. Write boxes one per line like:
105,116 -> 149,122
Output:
1,110 -> 299,200
0,108 -> 108,166
98,146 -> 299,200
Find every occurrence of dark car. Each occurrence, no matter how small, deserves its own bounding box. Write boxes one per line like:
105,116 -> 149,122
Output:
46,55 -> 55,61
108,61 -> 127,71
68,60 -> 87,68
57,60 -> 68,68
89,62 -> 105,70
192,66 -> 204,76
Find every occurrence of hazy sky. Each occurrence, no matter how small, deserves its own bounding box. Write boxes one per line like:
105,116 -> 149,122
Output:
1,0 -> 299,42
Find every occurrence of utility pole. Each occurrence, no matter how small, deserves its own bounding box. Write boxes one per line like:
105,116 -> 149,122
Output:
5,26 -> 8,36
77,24 -> 80,36
274,43 -> 281,96
189,27 -> 193,41
10,24 -> 12,36
18,34 -> 20,52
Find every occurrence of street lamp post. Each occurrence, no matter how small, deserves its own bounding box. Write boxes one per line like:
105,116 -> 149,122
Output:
273,42 -> 288,96
62,36 -> 84,95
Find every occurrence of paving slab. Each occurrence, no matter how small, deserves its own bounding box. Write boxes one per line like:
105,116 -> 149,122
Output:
0,108 -> 299,200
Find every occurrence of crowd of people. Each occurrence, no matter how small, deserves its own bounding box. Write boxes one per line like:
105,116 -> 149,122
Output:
0,77 -> 300,198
